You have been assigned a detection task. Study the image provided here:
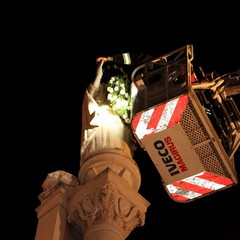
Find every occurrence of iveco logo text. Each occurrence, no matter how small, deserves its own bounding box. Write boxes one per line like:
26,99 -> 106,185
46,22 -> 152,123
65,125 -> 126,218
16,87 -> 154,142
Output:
154,136 -> 188,176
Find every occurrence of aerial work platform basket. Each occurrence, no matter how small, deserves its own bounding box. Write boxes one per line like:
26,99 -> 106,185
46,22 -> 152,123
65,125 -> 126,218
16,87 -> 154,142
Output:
130,45 -> 240,202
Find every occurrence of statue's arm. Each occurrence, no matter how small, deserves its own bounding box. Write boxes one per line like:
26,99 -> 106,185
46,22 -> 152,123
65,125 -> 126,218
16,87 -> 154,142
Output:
89,60 -> 105,96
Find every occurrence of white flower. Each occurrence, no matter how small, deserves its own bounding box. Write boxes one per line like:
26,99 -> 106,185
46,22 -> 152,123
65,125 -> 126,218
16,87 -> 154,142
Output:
125,118 -> 130,124
107,87 -> 114,93
106,74 -> 132,124
114,86 -> 119,91
107,93 -> 113,100
120,89 -> 126,95
122,99 -> 128,107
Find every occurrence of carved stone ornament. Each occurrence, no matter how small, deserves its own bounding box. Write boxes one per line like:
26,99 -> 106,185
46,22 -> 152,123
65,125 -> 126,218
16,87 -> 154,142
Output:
68,181 -> 145,239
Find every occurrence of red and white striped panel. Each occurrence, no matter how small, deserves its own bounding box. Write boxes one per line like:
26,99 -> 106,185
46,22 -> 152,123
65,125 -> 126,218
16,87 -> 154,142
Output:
131,95 -> 189,140
166,171 -> 234,202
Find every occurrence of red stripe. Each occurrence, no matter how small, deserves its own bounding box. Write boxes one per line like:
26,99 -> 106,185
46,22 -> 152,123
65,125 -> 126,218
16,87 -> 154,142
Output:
168,95 -> 188,127
197,172 -> 234,186
144,104 -> 166,137
172,181 -> 213,195
170,193 -> 190,202
131,113 -> 142,131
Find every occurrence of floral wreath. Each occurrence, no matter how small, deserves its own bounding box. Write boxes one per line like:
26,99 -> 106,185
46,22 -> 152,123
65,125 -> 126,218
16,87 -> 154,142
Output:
106,74 -> 131,124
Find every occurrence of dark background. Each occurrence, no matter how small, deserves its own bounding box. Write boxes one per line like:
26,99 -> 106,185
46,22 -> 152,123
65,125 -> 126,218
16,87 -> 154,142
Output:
18,1 -> 239,239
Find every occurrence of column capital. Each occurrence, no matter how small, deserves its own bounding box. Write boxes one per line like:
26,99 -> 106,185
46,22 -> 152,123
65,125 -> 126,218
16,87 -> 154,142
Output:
68,168 -> 150,239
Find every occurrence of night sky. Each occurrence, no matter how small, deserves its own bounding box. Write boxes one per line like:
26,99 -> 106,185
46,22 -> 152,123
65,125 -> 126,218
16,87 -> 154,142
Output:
19,2 -> 239,239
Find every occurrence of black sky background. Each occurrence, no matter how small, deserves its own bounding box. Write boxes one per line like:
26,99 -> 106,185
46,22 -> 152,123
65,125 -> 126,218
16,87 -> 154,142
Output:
17,2 -> 240,239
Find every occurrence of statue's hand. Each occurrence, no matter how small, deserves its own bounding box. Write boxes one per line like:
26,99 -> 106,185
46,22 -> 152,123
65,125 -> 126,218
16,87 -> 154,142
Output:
96,56 -> 108,63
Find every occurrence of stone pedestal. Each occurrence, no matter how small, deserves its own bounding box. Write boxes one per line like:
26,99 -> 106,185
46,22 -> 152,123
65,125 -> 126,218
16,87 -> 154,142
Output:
79,151 -> 141,190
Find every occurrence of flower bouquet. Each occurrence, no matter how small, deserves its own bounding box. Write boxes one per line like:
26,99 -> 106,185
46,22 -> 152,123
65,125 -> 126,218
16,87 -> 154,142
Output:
107,75 -> 131,124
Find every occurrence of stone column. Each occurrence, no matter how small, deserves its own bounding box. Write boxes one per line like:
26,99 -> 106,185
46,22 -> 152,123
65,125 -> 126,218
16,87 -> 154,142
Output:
67,151 -> 150,240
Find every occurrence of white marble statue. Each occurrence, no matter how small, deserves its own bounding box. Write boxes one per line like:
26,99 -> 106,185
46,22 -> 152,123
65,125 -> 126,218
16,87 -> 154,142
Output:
80,59 -> 133,164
